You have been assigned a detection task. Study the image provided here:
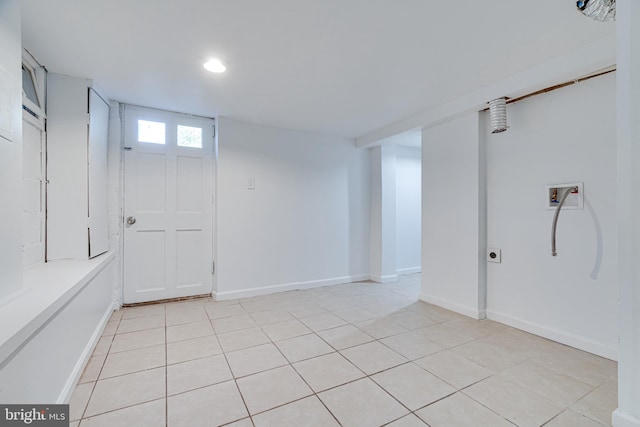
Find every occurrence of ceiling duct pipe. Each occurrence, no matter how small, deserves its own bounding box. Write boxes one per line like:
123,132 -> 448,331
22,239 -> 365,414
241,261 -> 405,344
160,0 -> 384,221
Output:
576,0 -> 616,22
489,97 -> 508,134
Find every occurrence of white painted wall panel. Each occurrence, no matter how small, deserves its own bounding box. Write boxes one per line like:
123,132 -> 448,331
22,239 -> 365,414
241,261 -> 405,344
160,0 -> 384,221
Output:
486,73 -> 618,359
88,89 -> 110,257
420,112 -> 484,318
215,117 -> 370,298
47,75 -> 90,260
395,145 -> 421,273
0,0 -> 23,299
0,259 -> 115,403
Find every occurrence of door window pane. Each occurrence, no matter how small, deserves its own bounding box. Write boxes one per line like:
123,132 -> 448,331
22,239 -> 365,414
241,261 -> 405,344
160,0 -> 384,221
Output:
138,120 -> 166,144
177,125 -> 202,148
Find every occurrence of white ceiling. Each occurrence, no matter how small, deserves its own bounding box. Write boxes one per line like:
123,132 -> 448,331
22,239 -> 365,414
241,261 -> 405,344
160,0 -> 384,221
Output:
20,0 -> 614,139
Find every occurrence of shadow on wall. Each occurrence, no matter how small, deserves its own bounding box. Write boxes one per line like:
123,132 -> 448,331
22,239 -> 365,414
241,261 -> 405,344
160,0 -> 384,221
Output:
585,197 -> 603,280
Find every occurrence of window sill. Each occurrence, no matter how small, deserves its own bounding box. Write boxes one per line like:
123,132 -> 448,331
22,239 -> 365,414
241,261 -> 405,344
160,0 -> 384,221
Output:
0,252 -> 115,364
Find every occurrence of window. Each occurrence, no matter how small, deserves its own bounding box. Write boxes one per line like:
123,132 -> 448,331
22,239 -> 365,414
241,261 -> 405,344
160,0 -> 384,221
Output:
138,120 -> 166,144
177,125 -> 202,148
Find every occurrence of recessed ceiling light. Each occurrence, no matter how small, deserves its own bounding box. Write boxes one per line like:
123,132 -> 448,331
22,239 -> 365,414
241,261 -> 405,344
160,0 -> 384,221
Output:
203,58 -> 226,73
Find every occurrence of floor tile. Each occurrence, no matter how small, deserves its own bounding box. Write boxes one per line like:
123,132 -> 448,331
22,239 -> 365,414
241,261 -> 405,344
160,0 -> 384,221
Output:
99,344 -> 165,379
536,345 -> 617,387
385,414 -> 428,426
451,339 -> 528,372
317,297 -> 358,312
167,354 -> 232,395
236,365 -> 313,415
317,324 -> 375,350
226,343 -> 288,378
166,320 -> 214,343
340,341 -> 407,375
224,418 -> 254,427
79,354 -> 106,384
413,323 -> 475,348
415,392 -> 514,427
286,303 -> 326,318
293,352 -> 364,392
168,380 -> 248,427
213,314 -> 257,334
92,336 -> 113,356
116,315 -> 165,334
207,304 -> 247,319
120,304 -> 165,320
482,329 -> 559,359
571,377 -> 618,425
252,396 -> 340,427
261,319 -> 312,341
414,349 -> 491,389
101,321 -> 119,337
71,274 -> 620,427
333,307 -> 378,323
354,318 -> 408,339
318,378 -> 409,427
69,382 -> 93,421
464,375 -> 562,427
299,312 -> 348,332
372,363 -> 455,410
250,310 -> 293,326
165,307 -> 209,326
167,335 -> 222,364
389,311 -> 436,330
275,333 -> 334,363
544,409 -> 607,427
85,368 -> 165,417
380,331 -> 442,360
442,317 -> 504,339
109,328 -> 165,353
217,327 -> 270,352
500,359 -> 593,406
78,398 -> 165,427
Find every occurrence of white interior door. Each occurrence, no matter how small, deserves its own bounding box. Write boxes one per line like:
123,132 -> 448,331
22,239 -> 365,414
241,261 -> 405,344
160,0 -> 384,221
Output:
123,106 -> 214,304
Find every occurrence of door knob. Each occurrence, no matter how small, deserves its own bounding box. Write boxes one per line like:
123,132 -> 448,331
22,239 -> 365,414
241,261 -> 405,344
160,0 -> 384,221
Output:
126,216 -> 136,225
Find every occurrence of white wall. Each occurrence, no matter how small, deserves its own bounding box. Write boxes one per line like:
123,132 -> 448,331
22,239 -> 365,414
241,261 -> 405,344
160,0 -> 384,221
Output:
370,145 -> 397,282
420,112 -> 486,319
215,117 -> 370,298
0,258 -> 115,403
485,73 -> 618,359
0,0 -> 23,300
107,102 -> 124,308
395,145 -> 421,274
615,1 -> 640,423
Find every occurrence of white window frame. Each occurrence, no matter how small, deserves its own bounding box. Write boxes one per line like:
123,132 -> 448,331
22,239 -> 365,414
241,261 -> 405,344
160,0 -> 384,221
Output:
21,49 -> 47,268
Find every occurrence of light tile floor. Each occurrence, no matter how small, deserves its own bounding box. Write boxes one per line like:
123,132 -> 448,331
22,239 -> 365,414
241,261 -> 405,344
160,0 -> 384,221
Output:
70,274 -> 617,427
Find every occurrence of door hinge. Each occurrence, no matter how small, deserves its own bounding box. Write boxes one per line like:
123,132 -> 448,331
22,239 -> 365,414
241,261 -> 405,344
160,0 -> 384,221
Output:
211,260 -> 215,275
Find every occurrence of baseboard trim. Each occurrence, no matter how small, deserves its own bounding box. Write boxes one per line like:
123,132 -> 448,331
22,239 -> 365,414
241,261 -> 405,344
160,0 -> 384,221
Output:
57,303 -> 114,403
486,309 -> 618,361
370,274 -> 398,284
214,275 -> 369,301
613,409 -> 640,427
397,267 -> 421,275
419,292 -> 484,320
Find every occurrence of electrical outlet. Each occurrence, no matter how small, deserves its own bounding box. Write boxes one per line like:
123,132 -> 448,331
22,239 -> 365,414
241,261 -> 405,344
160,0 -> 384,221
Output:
488,248 -> 501,263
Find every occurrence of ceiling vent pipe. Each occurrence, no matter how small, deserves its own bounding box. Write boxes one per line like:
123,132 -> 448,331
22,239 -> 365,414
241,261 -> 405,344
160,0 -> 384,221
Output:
489,97 -> 508,134
576,0 -> 616,22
